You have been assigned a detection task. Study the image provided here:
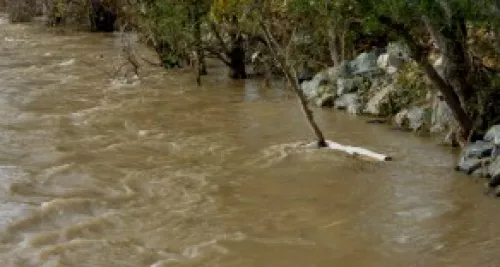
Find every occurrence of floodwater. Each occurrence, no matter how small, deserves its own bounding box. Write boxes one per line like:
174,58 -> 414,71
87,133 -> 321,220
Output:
1,16 -> 500,267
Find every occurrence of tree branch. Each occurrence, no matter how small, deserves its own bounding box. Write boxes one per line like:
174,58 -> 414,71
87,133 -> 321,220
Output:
378,15 -> 473,139
209,20 -> 230,55
259,19 -> 327,147
202,46 -> 231,66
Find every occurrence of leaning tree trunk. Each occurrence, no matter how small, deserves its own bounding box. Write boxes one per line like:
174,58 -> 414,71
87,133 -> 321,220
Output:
260,21 -> 327,147
492,0 -> 500,66
379,16 -> 474,141
423,14 -> 475,109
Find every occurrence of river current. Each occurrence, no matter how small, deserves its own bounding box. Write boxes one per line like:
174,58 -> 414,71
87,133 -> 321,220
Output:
1,16 -> 500,267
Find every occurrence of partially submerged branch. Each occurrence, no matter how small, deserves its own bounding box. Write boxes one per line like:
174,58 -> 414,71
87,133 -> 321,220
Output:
306,141 -> 392,162
260,19 -> 327,148
260,18 -> 392,161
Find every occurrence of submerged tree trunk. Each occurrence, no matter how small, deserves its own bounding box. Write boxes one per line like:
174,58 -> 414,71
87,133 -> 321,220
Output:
90,0 -> 116,32
192,0 -> 206,85
194,20 -> 206,83
227,15 -> 247,79
228,34 -> 247,79
260,21 -> 327,147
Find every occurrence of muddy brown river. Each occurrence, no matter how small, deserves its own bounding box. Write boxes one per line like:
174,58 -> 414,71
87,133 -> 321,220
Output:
1,16 -> 500,267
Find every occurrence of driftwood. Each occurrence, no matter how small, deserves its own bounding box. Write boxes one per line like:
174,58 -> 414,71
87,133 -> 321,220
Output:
260,19 -> 392,162
306,140 -> 392,161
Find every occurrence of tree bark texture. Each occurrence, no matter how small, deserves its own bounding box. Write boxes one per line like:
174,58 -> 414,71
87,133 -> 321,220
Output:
379,15 -> 474,139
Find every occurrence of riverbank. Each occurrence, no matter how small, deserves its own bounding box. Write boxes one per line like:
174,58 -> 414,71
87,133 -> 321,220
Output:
299,42 -> 500,196
2,18 -> 500,266
6,11 -> 498,197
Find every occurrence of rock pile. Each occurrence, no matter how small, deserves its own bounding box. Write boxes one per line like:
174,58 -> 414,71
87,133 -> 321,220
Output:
456,125 -> 500,196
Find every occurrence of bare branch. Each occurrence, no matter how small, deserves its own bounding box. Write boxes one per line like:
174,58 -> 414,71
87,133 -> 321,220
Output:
259,19 -> 327,147
209,20 -> 230,55
203,45 -> 231,67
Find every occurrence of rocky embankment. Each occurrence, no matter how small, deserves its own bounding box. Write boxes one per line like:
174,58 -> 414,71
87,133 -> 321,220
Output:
300,42 -> 500,196
456,126 -> 500,195
300,42 -> 458,142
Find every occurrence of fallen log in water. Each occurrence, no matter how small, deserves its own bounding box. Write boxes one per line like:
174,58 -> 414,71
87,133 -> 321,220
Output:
260,19 -> 391,162
306,140 -> 392,161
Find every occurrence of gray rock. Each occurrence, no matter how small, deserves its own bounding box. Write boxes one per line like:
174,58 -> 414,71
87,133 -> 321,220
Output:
462,140 -> 494,159
406,107 -> 425,132
349,52 -> 378,75
334,93 -> 360,114
376,53 -> 404,74
311,84 -> 336,107
325,62 -> 351,82
300,80 -> 317,99
431,95 -> 452,132
484,125 -> 500,143
346,101 -> 361,115
364,84 -> 395,115
488,157 -> 500,188
428,92 -> 461,145
336,78 -> 355,96
301,63 -> 350,101
457,141 -> 495,174
456,157 -> 483,175
301,72 -> 327,99
393,107 -> 426,132
394,109 -> 408,128
492,144 -> 500,160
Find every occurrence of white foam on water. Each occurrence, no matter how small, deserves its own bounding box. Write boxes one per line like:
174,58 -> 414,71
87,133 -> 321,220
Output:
58,59 -> 75,66
110,75 -> 141,88
0,17 -> 9,25
180,232 -> 247,260
245,141 -> 304,168
249,236 -> 317,246
40,198 -> 94,213
37,163 -> 74,184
